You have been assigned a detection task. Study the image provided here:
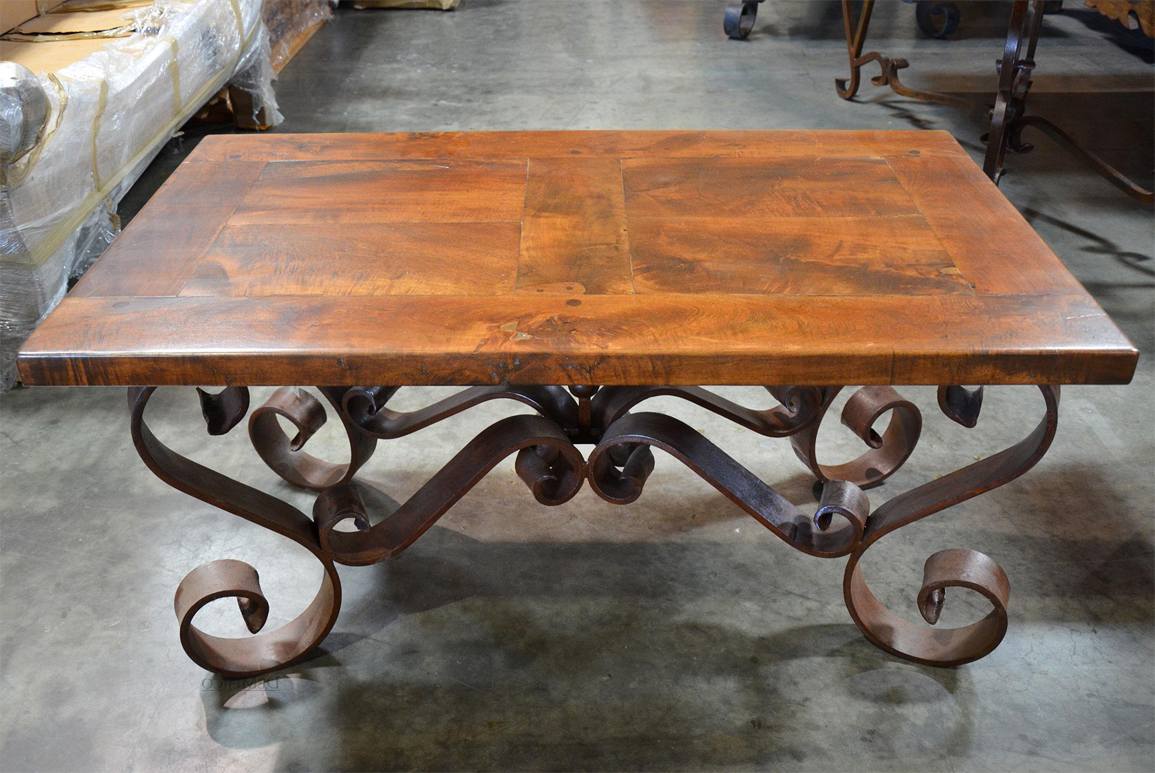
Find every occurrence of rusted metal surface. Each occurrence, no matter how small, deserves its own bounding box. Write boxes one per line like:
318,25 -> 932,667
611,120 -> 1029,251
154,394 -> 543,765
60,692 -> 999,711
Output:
836,0 -> 988,109
130,383 -> 1060,676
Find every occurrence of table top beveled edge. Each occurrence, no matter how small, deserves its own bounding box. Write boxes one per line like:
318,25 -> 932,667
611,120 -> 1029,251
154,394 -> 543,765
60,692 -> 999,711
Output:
15,292 -> 1139,388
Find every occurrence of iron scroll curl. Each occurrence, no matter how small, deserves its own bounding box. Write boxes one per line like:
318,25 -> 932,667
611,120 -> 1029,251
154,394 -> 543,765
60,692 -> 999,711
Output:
129,383 -> 1059,675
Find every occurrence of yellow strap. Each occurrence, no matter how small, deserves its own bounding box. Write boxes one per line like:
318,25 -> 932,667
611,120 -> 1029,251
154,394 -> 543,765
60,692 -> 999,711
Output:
0,27 -> 135,42
89,76 -> 108,190
164,35 -> 181,114
228,0 -> 244,43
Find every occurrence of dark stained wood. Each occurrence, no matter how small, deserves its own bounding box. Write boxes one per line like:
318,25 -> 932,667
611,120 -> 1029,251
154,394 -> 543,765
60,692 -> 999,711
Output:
17,131 -> 1138,387
185,130 -> 971,163
885,154 -> 1090,295
69,162 -> 267,298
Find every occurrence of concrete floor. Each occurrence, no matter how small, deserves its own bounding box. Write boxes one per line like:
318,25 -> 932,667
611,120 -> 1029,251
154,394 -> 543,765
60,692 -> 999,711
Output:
2,1 -> 1153,770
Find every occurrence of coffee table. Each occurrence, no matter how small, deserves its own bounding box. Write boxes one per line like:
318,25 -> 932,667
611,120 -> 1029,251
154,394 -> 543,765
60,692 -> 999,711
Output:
17,130 -> 1137,678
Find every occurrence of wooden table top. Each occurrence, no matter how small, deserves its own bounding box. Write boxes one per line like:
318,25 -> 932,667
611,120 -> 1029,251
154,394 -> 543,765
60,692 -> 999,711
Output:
17,131 -> 1137,387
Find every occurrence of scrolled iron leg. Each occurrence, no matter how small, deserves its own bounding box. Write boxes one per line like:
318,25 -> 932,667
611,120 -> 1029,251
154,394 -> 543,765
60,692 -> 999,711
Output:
130,386 -> 588,675
983,1 -> 1034,183
837,0 -> 989,108
130,387 -> 343,678
841,385 -> 1060,666
836,0 -> 877,99
594,383 -> 1058,666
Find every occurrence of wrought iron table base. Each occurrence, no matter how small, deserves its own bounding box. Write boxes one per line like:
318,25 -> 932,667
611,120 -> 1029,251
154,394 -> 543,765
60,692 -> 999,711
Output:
837,0 -> 1154,203
129,382 -> 1060,678
727,0 -> 961,42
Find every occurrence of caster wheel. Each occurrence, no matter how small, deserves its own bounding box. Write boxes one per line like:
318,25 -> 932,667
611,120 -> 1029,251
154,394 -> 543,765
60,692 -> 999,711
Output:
724,1 -> 761,40
915,1 -> 961,39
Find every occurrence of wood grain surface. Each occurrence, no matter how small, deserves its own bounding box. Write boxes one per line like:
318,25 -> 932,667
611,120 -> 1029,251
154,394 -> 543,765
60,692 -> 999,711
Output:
18,131 -> 1138,387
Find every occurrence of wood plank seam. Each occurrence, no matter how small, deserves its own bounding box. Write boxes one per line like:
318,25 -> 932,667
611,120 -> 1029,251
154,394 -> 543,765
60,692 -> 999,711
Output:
170,160 -> 271,296
621,157 -> 637,294
514,157 -> 531,295
69,159 -> 269,298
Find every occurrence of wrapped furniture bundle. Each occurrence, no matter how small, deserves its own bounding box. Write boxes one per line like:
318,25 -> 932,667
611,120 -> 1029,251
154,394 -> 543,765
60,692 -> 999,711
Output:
1,0 -> 284,389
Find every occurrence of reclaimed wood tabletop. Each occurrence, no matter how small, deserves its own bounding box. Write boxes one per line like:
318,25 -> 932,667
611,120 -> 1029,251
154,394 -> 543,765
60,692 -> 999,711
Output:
16,130 -> 1137,387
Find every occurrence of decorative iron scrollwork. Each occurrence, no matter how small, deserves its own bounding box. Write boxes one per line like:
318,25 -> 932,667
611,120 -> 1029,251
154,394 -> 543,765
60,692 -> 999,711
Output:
841,385 -> 1059,666
130,387 -> 341,678
790,386 -> 922,490
130,383 -> 1059,676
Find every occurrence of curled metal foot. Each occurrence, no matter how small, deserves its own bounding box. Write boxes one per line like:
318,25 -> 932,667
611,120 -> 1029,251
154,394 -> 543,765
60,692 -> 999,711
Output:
174,558 -> 339,678
846,547 -> 1011,667
842,385 -> 1059,666
130,387 -> 342,678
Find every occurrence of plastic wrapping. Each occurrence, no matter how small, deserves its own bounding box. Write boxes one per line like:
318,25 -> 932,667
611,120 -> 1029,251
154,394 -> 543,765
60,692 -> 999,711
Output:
265,0 -> 333,72
229,15 -> 284,128
0,64 -> 49,165
0,0 -> 282,389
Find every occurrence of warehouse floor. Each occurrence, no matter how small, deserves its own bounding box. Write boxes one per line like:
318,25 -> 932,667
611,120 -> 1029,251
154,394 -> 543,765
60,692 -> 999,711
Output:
2,2 -> 1153,771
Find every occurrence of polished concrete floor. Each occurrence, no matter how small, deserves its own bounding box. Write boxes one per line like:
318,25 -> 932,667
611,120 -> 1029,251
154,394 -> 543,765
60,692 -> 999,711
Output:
2,2 -> 1153,771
